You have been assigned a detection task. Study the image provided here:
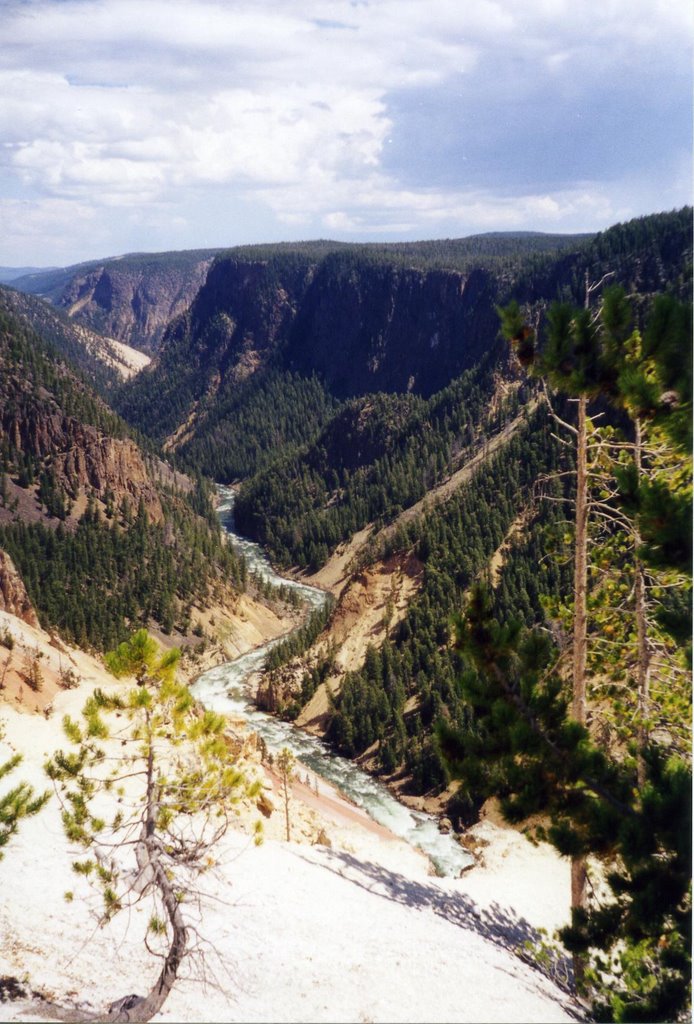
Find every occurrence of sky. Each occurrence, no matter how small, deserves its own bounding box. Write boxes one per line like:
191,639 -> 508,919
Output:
1,0 -> 691,267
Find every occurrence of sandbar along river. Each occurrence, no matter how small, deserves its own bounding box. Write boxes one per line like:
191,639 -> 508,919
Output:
192,486 -> 472,877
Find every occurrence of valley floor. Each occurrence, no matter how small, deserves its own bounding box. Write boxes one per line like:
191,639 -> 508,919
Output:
0,617 -> 583,1024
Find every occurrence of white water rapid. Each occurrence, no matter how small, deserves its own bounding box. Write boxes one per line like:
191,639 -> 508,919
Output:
192,487 -> 473,878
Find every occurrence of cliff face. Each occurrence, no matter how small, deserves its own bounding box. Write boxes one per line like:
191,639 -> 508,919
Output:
53,433 -> 162,517
0,302 -> 252,655
1,398 -> 164,523
11,250 -> 222,353
182,257 -> 316,382
0,310 -> 166,526
120,251 -> 505,451
285,259 -> 498,398
0,550 -> 38,626
181,254 -> 500,399
115,211 -> 692,474
57,258 -> 215,353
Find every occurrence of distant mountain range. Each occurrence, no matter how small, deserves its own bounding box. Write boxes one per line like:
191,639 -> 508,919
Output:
0,265 -> 58,284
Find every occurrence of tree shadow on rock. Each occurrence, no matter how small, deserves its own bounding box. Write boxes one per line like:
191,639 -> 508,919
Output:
293,846 -> 580,1013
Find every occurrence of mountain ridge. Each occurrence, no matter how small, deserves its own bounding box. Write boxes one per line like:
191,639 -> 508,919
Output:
0,301 -> 251,655
114,209 -> 691,488
10,248 -> 224,353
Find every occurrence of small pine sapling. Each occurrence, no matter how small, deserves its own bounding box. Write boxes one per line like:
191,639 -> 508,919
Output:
45,629 -> 262,1023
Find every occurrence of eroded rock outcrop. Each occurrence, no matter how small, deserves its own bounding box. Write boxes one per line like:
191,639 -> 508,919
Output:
57,256 -> 218,352
54,433 -> 164,522
256,667 -> 300,716
1,402 -> 164,522
0,549 -> 38,626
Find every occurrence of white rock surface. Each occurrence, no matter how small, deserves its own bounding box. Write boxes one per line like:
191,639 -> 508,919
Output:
0,632 -> 581,1024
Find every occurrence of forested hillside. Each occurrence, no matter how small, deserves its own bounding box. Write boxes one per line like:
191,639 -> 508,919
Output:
233,354 -> 523,569
0,305 -> 244,651
226,210 -> 691,800
114,212 -> 689,498
0,285 -> 138,395
326,407 -> 573,792
114,230 -> 595,479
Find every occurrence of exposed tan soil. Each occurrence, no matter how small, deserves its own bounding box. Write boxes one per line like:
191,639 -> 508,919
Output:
296,550 -> 423,734
0,606 -> 423,870
489,506 -> 530,587
0,582 -> 296,711
163,404 -> 200,452
176,591 -> 300,683
103,337 -> 151,378
0,609 -> 122,716
301,524 -> 375,596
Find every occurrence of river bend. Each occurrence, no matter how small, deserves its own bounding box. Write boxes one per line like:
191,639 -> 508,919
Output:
192,487 -> 472,878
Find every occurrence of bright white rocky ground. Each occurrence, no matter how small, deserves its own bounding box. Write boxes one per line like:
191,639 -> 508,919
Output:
0,608 -> 582,1024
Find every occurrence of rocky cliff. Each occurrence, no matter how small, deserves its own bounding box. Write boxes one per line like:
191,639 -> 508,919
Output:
59,260 -> 214,352
1,396 -> 165,524
285,257 -> 498,398
11,250 -> 222,353
0,301 -> 249,653
168,251 -> 500,400
115,247 -> 514,457
0,550 -> 38,626
0,319 -> 165,526
113,211 -> 692,487
179,255 -> 316,383
190,253 -> 503,397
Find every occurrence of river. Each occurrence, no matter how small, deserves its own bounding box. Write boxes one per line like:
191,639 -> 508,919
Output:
192,486 -> 472,877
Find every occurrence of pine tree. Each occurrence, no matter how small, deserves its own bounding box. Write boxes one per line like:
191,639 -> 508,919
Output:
501,273 -> 613,918
450,289 -> 694,1019
0,727 -> 49,858
44,630 -> 262,1022
276,747 -> 296,842
437,584 -> 691,1022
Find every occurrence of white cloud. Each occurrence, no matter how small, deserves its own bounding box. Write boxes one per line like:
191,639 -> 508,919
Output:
0,0 -> 690,263
0,196 -> 100,263
264,170 -> 627,239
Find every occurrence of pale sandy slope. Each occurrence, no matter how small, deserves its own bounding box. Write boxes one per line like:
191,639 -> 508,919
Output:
0,626 -> 582,1024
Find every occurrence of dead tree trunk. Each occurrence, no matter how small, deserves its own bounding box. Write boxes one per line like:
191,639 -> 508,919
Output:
572,392 -> 589,730
569,273 -> 600,975
633,417 -> 651,788
108,718 -> 188,1023
570,392 -> 589,932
